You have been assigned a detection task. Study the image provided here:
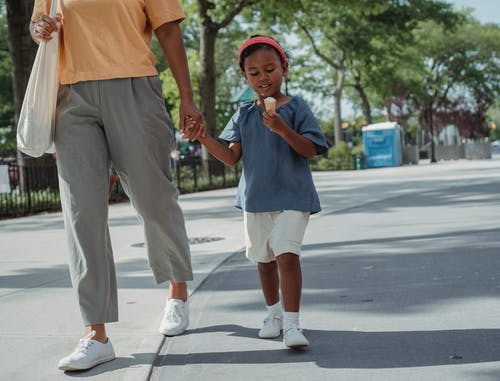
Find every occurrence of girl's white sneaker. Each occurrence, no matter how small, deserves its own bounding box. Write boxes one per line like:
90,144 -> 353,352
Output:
283,324 -> 309,348
258,312 -> 283,338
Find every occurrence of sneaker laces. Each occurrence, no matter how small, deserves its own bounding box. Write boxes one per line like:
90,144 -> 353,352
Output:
283,323 -> 301,335
165,300 -> 183,322
75,330 -> 96,354
263,312 -> 283,327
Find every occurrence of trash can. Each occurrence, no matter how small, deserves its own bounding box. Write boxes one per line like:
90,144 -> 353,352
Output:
354,153 -> 366,170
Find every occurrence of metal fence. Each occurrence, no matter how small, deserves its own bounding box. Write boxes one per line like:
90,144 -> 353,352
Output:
0,155 -> 241,219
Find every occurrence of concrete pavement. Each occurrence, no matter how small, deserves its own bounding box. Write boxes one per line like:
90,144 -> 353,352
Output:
1,157 -> 500,380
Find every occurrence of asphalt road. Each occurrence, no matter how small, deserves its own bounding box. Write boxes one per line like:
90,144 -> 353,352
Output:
1,157 -> 499,381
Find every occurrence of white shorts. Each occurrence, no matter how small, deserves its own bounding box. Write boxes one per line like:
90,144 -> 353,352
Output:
244,210 -> 310,263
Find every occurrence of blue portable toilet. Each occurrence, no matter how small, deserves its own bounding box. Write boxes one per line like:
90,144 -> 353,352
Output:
362,122 -> 403,168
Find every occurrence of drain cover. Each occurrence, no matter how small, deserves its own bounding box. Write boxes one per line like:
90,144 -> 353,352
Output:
131,236 -> 224,248
131,242 -> 146,248
189,236 -> 224,244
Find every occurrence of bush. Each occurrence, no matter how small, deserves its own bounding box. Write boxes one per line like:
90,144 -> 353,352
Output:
328,142 -> 355,170
310,142 -> 360,171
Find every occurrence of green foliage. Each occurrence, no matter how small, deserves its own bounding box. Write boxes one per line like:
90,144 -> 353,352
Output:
310,141 -> 357,171
213,22 -> 251,132
489,102 -> 500,141
490,127 -> 500,142
410,15 -> 500,137
3,0 -> 500,159
0,188 -> 61,218
329,141 -> 355,170
159,49 -> 201,128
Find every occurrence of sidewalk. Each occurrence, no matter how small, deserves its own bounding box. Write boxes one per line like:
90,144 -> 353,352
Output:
1,158 -> 500,380
0,186 -> 245,381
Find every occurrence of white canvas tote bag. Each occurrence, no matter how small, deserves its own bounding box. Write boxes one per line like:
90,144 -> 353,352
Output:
16,0 -> 59,157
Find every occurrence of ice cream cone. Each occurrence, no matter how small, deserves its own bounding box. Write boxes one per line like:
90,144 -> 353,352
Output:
264,97 -> 276,113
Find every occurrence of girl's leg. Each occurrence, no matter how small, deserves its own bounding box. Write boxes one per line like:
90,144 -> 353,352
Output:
257,261 -> 280,306
275,253 -> 302,312
257,261 -> 283,339
276,253 -> 309,347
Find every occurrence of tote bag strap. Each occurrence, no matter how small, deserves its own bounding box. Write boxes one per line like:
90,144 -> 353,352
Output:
50,0 -> 58,18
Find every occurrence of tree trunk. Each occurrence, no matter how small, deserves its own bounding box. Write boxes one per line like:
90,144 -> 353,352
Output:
197,0 -> 254,170
332,67 -> 345,145
6,0 -> 36,120
6,0 -> 38,193
427,105 -> 437,163
198,12 -> 219,172
416,108 -> 425,149
199,23 -> 217,138
353,76 -> 372,125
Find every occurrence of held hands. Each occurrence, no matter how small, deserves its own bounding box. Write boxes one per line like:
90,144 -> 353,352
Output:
180,101 -> 205,140
32,13 -> 62,43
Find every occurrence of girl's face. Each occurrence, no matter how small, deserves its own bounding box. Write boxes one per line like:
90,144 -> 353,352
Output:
241,47 -> 288,100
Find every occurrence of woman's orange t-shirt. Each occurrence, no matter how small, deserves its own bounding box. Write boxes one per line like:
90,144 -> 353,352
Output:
32,0 -> 185,85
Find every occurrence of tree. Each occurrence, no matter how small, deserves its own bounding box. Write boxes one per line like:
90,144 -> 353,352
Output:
339,0 -> 459,132
252,0 -> 458,146
5,0 -> 36,123
5,0 -> 39,193
195,0 -> 256,138
411,16 -> 500,160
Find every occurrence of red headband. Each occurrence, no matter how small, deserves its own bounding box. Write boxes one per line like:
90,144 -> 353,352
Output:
238,36 -> 287,68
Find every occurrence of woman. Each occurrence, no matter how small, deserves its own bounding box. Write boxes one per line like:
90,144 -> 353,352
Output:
30,0 -> 204,371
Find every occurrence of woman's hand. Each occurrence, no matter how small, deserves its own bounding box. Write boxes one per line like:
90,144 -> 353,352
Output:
180,101 -> 205,140
31,13 -> 61,43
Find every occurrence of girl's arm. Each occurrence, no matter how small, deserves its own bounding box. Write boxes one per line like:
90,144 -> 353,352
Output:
263,113 -> 317,159
198,135 -> 242,167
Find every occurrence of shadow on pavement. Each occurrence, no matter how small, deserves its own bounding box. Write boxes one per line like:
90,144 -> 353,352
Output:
153,325 -> 500,369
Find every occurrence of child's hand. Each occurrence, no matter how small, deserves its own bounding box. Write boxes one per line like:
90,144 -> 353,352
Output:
179,102 -> 205,140
181,115 -> 205,140
263,111 -> 287,134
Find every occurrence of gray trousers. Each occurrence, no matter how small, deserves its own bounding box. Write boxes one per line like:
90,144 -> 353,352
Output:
54,77 -> 192,325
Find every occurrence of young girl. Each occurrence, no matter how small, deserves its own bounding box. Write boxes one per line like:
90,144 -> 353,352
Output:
195,35 -> 327,348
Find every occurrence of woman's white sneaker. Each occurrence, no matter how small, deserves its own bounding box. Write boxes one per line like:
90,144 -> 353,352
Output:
159,298 -> 189,336
58,331 -> 115,371
258,312 -> 283,338
283,324 -> 309,348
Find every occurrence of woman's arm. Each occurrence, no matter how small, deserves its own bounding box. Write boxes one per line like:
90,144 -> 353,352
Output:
155,21 -> 204,139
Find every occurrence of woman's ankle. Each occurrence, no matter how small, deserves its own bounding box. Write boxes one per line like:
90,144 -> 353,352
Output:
168,281 -> 188,301
85,325 -> 107,343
